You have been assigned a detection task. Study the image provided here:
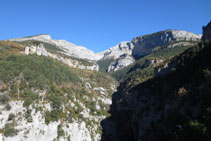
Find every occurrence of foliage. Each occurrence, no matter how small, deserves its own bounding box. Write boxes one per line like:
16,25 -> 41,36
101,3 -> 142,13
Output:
0,54 -> 80,90
5,103 -> 11,111
0,41 -> 24,59
0,94 -> 9,105
0,39 -> 118,140
57,124 -> 65,137
44,109 -> 63,125
3,124 -> 18,137
25,109 -> 33,122
107,41 -> 211,141
8,113 -> 15,121
23,97 -> 33,107
97,58 -> 114,72
21,89 -> 39,107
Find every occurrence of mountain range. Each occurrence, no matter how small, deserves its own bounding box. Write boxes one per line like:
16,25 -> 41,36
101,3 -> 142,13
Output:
8,29 -> 201,72
0,21 -> 210,141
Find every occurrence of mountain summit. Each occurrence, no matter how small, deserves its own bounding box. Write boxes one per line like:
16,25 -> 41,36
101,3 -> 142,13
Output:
9,34 -> 103,61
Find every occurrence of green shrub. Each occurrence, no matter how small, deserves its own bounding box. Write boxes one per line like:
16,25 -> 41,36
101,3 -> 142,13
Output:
3,124 -> 18,137
44,109 -> 63,124
10,83 -> 18,95
25,109 -> 33,122
23,97 -> 33,107
203,69 -> 211,81
5,103 -> 11,111
57,124 -> 65,137
48,94 -> 63,110
0,94 -> 9,105
8,113 -> 15,121
20,89 -> 38,100
97,58 -> 114,72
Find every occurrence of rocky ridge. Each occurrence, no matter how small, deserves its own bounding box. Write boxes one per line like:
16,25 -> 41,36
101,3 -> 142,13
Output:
107,55 -> 135,72
7,30 -> 201,72
132,30 -> 201,59
98,30 -> 201,72
9,34 -> 103,61
24,44 -> 99,71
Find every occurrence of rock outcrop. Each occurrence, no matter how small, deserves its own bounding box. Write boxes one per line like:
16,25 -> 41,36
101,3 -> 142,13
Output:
98,30 -> 201,72
132,30 -> 201,59
202,21 -> 211,41
24,44 -> 99,71
98,41 -> 134,59
9,34 -> 103,61
107,55 -> 134,72
24,44 -> 48,56
48,53 -> 99,71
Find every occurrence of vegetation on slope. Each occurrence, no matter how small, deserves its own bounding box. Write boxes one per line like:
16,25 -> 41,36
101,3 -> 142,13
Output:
97,58 -> 114,72
111,41 -> 198,85
103,40 -> 211,141
19,40 -> 94,66
0,41 -> 25,59
0,41 -> 117,139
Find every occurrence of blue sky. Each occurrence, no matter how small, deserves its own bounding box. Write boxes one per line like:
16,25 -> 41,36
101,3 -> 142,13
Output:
0,0 -> 210,52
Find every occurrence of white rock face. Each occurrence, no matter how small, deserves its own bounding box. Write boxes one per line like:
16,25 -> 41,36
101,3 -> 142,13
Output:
97,30 -> 201,72
94,87 -> 108,95
24,44 -> 48,56
0,101 -> 99,141
97,41 -> 134,59
170,30 -> 201,41
48,52 -> 99,71
108,55 -> 135,72
9,34 -> 103,61
23,44 -> 99,71
132,30 -> 201,58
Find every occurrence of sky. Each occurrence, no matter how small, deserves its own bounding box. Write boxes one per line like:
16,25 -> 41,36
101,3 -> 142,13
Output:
0,0 -> 210,52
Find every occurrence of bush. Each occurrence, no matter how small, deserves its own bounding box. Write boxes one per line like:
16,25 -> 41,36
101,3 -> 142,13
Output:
57,124 -> 65,137
23,97 -> 33,107
0,94 -> 9,105
3,124 -> 18,137
8,113 -> 15,121
20,89 -> 38,100
44,109 -> 63,124
25,109 -> 33,122
5,103 -> 11,111
48,94 -> 63,110
203,68 -> 211,81
10,83 -> 18,95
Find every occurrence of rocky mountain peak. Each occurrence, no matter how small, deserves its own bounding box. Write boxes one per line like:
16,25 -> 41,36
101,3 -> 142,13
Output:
8,35 -> 103,61
98,41 -> 134,59
97,29 -> 201,72
132,29 -> 201,59
30,34 -> 52,40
